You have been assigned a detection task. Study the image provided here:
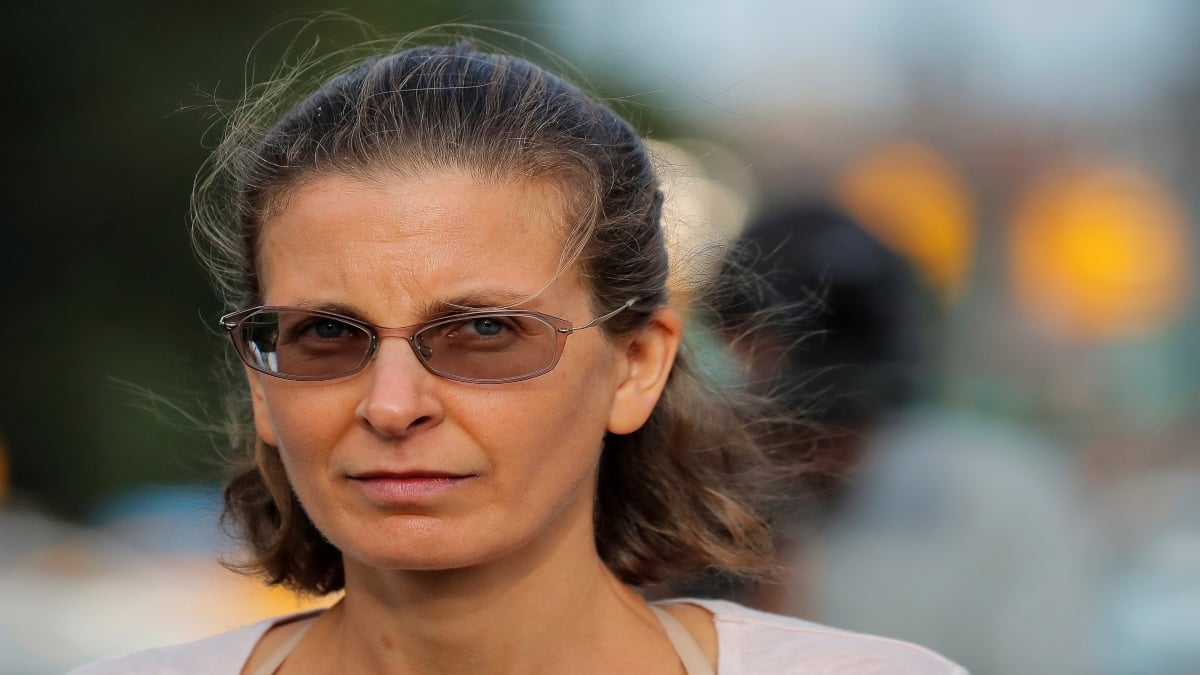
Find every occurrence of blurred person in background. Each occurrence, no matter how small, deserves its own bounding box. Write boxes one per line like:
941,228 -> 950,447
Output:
701,200 -> 1099,674
1098,435 -> 1200,675
70,38 -> 966,674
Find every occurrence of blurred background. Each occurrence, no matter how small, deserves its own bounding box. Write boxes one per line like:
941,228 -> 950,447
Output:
4,1 -> 1199,673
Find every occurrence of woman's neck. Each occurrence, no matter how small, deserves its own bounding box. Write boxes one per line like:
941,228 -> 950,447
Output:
300,507 -> 676,674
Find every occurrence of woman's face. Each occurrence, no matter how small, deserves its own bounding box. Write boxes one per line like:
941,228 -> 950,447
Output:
247,170 -> 640,572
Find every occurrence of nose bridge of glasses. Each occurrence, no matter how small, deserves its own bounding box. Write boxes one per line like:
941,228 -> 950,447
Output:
361,326 -> 430,380
369,324 -> 431,360
368,323 -> 445,367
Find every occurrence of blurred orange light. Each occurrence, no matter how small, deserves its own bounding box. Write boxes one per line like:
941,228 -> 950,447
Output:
837,141 -> 976,301
1010,165 -> 1192,341
208,563 -> 338,622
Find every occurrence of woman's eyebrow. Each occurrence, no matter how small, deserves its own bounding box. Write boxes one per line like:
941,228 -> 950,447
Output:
421,289 -> 538,314
286,290 -> 542,323
289,299 -> 369,321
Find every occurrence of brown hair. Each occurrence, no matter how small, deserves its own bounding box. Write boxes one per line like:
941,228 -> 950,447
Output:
194,35 -> 792,594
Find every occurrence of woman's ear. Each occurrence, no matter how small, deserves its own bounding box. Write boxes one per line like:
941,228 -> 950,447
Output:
245,368 -> 279,447
607,306 -> 683,434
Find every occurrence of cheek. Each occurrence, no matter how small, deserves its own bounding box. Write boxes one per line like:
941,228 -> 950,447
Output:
466,363 -> 615,477
257,385 -> 355,461
467,392 -> 608,521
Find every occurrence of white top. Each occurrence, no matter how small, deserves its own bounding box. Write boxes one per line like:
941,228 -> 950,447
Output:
68,598 -> 968,674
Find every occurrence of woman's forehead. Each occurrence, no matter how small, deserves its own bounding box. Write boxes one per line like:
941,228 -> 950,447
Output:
254,171 -> 588,316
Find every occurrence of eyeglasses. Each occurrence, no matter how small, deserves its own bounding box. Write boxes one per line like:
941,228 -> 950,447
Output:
219,298 -> 639,384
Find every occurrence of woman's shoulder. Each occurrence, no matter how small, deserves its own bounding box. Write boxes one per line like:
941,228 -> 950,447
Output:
66,610 -> 322,675
678,598 -> 969,674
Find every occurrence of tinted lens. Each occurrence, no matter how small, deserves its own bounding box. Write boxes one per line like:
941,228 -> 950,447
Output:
414,313 -> 559,382
235,310 -> 372,379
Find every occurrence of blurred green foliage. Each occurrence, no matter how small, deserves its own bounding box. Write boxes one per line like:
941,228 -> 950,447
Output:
1,1 -> 685,518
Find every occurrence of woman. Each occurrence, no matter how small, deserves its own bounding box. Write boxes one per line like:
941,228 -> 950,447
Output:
73,40 -> 966,674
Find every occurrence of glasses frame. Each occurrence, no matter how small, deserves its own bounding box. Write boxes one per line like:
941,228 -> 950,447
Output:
219,297 -> 640,384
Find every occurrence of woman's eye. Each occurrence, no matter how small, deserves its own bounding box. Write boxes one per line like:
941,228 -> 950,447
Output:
289,317 -> 357,341
312,320 -> 349,338
469,317 -> 506,336
434,315 -> 520,342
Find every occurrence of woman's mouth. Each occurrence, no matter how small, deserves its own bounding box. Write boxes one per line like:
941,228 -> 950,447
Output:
348,471 -> 477,503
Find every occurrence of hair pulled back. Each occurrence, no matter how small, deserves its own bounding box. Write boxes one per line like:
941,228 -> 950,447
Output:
195,37 -> 783,594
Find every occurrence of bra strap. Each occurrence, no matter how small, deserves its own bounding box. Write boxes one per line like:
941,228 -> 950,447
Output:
651,606 -> 716,675
248,617 -> 316,675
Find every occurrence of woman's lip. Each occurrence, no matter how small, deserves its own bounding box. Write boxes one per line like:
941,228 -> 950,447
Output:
350,470 -> 470,480
348,473 -> 476,502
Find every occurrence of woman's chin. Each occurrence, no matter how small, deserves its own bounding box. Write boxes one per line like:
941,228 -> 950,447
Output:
335,528 -> 508,575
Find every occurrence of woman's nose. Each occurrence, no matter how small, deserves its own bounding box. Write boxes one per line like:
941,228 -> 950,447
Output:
354,337 -> 444,437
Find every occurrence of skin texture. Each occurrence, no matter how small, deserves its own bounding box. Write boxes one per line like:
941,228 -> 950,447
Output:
241,170 -> 710,674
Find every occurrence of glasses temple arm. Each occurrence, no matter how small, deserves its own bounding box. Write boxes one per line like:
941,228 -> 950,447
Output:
560,297 -> 641,334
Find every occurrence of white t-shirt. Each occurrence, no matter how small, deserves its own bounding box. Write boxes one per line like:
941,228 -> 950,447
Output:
69,598 -> 967,674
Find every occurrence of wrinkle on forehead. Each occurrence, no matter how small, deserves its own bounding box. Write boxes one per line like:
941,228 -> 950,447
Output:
254,169 -> 588,319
